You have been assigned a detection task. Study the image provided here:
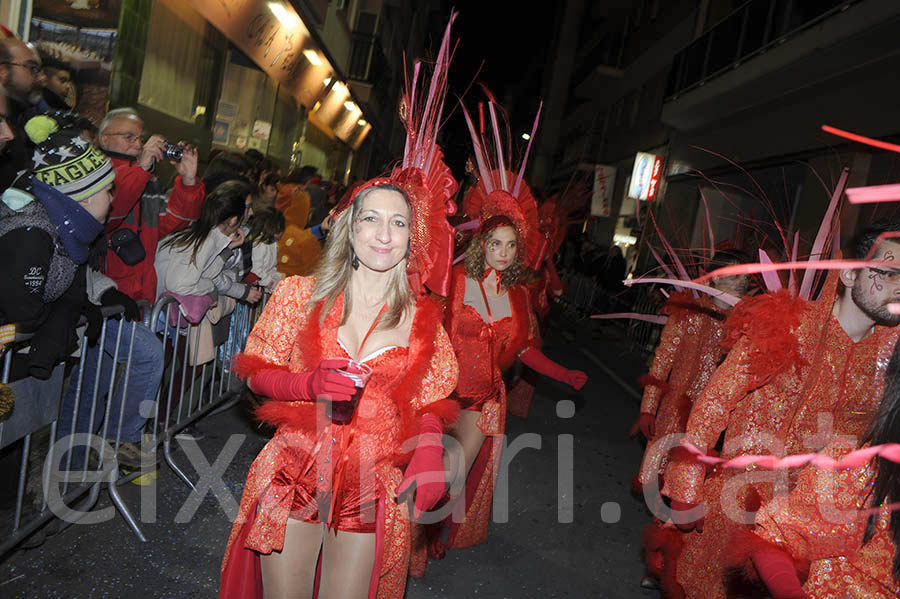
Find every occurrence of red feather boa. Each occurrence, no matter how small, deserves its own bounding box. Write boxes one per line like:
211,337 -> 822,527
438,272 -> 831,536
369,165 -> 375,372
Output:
233,295 -> 458,466
723,291 -> 809,389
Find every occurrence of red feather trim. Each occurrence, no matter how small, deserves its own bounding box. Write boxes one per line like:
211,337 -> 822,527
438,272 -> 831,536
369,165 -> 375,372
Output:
642,522 -> 686,599
723,291 -> 809,388
393,295 -> 445,465
253,299 -> 327,430
231,352 -> 287,381
639,374 -> 672,395
255,398 -> 317,430
418,398 -> 460,427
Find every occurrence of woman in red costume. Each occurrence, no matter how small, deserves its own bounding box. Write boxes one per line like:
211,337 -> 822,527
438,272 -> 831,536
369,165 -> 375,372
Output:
442,98 -> 588,551
220,16 -> 462,598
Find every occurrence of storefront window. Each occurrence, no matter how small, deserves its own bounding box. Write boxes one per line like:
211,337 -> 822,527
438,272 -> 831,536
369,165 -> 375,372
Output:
212,48 -> 277,156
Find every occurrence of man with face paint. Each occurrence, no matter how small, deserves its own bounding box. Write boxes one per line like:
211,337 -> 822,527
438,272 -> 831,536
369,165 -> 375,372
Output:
661,219 -> 900,599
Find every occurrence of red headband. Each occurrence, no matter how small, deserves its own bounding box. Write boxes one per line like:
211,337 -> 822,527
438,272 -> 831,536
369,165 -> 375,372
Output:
481,214 -> 515,235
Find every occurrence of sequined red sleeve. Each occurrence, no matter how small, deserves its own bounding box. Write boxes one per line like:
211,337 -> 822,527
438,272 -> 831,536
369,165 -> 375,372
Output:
640,313 -> 685,416
243,276 -> 315,366
412,325 -> 458,411
755,442 -> 874,562
663,335 -> 753,503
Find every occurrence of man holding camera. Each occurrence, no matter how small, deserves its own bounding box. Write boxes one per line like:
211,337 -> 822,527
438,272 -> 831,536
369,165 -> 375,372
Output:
98,107 -> 204,304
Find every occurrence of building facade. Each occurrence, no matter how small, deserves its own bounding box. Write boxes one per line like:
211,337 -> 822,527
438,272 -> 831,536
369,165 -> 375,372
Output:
2,0 -> 439,182
542,0 -> 900,273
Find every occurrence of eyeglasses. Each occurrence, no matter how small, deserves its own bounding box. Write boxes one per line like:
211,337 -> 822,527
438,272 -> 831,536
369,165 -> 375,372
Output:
2,61 -> 40,74
103,132 -> 146,144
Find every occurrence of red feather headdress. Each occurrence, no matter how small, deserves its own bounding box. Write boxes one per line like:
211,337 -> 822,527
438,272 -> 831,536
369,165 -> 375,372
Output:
460,93 -> 543,269
332,13 -> 459,296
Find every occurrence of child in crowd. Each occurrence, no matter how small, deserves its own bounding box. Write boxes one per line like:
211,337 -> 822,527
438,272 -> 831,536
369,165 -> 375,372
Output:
247,208 -> 285,291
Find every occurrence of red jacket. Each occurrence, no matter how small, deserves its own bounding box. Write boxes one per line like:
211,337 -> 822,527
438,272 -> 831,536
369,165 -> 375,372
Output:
102,154 -> 204,303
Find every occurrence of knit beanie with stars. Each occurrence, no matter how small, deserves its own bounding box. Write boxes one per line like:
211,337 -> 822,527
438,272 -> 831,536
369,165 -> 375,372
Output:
25,114 -> 115,201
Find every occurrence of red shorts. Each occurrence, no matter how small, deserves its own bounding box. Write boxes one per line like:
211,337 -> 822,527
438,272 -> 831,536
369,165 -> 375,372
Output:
283,466 -> 378,534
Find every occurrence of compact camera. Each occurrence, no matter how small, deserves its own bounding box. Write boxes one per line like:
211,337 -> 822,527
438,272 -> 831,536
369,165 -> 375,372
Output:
162,142 -> 183,162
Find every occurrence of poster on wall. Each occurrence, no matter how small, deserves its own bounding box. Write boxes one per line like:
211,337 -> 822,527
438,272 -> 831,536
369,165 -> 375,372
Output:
212,120 -> 230,144
591,165 -> 616,217
28,0 -> 122,124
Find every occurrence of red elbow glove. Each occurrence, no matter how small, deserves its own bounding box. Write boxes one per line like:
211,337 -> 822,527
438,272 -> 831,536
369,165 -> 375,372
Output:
519,348 -> 588,390
249,359 -> 357,402
751,548 -> 807,599
397,413 -> 445,519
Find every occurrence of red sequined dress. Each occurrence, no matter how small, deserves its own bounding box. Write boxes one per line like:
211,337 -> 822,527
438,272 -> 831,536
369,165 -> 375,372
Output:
443,264 -> 538,548
219,276 -> 458,599
663,286 -> 900,599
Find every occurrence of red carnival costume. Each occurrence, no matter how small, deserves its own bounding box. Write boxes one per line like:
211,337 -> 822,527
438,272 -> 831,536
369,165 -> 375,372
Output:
220,14 -> 461,598
637,291 -> 727,488
663,281 -> 900,599
431,96 -> 587,553
751,440 -> 898,599
219,278 -> 459,598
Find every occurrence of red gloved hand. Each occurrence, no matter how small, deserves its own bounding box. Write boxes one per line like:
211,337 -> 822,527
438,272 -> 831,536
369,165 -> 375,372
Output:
519,348 -> 588,390
397,413 -> 445,520
639,412 -> 656,439
751,548 -> 807,599
670,499 -> 705,532
565,369 -> 588,390
249,359 -> 357,402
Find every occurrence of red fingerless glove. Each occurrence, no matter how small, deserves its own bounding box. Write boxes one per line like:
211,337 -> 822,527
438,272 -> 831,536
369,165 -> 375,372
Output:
249,359 -> 357,402
751,548 -> 807,599
397,413 -> 445,519
639,412 -> 656,439
519,348 -> 588,390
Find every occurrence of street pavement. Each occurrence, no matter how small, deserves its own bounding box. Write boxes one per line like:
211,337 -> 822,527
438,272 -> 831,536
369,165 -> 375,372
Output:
0,317 -> 657,598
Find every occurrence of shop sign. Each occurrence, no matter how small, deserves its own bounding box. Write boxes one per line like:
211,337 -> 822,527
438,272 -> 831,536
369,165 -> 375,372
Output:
591,165 -> 616,217
188,0 -> 331,108
628,152 -> 662,201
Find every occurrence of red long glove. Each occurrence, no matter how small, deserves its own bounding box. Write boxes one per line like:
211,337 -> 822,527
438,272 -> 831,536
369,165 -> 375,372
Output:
670,499 -> 705,532
397,413 -> 445,520
520,348 -> 588,390
639,412 -> 656,439
751,548 -> 807,599
248,359 -> 357,402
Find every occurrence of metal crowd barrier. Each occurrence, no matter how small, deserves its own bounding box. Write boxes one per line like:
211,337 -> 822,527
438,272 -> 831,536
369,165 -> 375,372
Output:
559,270 -> 663,357
0,301 -> 151,558
0,292 -> 271,559
148,293 -> 270,496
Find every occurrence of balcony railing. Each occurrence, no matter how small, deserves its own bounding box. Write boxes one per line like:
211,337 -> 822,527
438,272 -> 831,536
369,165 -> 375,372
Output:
664,0 -> 859,100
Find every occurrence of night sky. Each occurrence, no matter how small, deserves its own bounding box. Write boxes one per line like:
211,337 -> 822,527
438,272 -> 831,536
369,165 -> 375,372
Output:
421,1 -> 559,178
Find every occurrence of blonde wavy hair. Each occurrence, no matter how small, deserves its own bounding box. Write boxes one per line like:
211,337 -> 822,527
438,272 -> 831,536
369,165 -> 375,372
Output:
464,226 -> 527,288
309,184 -> 414,329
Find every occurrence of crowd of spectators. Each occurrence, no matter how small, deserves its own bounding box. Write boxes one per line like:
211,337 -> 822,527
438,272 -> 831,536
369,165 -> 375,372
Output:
0,36 -> 336,469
